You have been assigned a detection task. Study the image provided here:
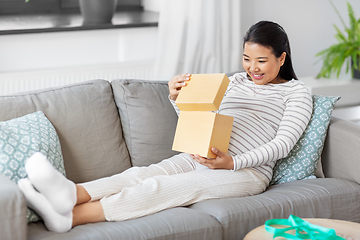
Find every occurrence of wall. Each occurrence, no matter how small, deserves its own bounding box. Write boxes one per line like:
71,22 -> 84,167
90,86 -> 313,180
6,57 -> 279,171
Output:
241,0 -> 360,79
0,27 -> 158,73
142,0 -> 161,12
1,0 -> 360,80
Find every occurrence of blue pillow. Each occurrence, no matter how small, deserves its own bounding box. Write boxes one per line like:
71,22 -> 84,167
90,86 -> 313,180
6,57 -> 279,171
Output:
0,111 -> 65,223
270,95 -> 340,185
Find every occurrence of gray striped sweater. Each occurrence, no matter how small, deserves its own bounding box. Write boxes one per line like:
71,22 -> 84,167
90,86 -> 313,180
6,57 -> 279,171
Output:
171,72 -> 313,182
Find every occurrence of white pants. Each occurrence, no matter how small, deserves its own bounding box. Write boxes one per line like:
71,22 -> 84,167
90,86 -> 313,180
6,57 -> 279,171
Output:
80,153 -> 268,221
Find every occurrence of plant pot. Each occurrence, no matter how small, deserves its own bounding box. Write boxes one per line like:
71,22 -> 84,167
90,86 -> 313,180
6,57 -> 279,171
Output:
79,0 -> 118,25
351,56 -> 360,79
354,69 -> 360,79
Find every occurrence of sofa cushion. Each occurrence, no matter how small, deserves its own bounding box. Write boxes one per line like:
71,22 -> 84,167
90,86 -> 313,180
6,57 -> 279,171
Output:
112,79 -> 179,167
0,174 -> 27,240
322,117 -> 360,184
270,95 -> 340,185
0,80 -> 131,183
0,111 -> 65,223
190,178 -> 360,240
27,207 -> 222,240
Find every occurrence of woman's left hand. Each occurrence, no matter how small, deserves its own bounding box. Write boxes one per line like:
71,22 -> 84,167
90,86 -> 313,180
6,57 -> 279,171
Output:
191,147 -> 234,170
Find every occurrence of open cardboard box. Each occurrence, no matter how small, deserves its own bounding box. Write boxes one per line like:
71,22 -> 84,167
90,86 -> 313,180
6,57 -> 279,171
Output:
175,73 -> 230,111
172,74 -> 234,158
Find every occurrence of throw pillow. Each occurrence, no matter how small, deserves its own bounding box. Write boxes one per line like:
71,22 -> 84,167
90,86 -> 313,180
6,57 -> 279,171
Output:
112,79 -> 179,167
0,111 -> 65,223
270,95 -> 340,185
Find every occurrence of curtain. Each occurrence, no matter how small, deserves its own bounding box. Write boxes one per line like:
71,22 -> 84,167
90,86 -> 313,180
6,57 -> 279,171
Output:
154,0 -> 241,80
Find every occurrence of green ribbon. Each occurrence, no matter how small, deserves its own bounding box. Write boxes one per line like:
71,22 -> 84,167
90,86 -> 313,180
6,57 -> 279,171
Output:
265,215 -> 346,240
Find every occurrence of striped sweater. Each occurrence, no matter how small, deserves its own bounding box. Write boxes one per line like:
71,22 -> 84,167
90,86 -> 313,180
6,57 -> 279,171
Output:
170,72 -> 313,182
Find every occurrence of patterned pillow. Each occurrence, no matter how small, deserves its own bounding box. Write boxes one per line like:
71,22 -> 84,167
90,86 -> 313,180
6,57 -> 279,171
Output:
270,95 -> 340,185
0,111 -> 65,223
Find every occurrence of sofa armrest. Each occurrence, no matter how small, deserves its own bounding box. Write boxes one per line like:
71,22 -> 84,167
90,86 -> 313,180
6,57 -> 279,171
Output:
0,174 -> 27,240
322,117 -> 360,184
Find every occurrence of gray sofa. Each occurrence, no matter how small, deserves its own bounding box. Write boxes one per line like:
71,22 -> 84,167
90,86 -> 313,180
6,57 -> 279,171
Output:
0,78 -> 360,240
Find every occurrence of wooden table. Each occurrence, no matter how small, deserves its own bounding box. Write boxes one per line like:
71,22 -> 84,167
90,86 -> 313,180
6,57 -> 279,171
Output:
244,218 -> 360,240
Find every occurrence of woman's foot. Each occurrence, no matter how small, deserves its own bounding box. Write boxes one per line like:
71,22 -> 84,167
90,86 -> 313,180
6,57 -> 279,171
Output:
18,178 -> 72,233
25,152 -> 77,215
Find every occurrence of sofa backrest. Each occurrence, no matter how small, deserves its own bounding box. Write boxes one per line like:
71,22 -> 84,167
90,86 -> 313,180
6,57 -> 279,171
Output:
111,79 -> 179,167
0,80 -> 131,183
322,117 -> 360,185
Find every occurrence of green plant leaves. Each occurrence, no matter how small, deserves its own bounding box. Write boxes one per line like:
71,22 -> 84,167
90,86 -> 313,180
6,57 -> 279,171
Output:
316,1 -> 360,78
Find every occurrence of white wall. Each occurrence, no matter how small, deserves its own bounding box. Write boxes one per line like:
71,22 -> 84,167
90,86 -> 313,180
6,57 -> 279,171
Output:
0,27 -> 158,73
1,0 -> 360,80
141,0 -> 161,12
241,0 -> 360,79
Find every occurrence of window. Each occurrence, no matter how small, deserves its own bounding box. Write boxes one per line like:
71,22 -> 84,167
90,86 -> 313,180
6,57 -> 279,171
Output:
0,0 -> 142,15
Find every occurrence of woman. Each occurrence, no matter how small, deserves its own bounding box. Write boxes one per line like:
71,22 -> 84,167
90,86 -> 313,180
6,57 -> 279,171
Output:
18,21 -> 313,233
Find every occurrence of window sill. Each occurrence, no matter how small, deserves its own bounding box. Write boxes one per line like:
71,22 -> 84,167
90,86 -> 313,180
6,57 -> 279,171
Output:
0,10 -> 158,35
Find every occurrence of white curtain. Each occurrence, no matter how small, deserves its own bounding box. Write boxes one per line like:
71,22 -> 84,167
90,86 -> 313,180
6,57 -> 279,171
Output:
154,0 -> 242,80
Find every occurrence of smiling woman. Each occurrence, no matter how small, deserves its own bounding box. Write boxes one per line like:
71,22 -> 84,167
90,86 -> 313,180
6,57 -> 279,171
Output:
243,42 -> 286,85
243,21 -> 298,84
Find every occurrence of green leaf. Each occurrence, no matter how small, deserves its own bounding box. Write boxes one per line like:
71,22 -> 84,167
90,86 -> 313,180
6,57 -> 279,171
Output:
315,0 -> 360,78
330,0 -> 346,29
352,53 -> 359,70
334,24 -> 347,42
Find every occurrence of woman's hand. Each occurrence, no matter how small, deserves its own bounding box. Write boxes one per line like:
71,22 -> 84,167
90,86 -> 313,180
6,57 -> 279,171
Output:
168,73 -> 191,101
191,147 -> 234,170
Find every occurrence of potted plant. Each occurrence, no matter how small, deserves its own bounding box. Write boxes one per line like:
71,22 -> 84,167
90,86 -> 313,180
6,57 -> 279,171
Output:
24,0 -> 118,25
79,0 -> 118,25
316,1 -> 360,79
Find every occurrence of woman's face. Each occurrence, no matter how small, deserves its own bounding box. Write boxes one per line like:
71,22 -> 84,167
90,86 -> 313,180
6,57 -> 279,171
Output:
243,42 -> 286,85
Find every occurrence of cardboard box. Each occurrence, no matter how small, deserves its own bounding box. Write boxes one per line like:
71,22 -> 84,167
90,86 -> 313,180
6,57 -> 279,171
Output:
175,73 -> 230,111
172,111 -> 234,158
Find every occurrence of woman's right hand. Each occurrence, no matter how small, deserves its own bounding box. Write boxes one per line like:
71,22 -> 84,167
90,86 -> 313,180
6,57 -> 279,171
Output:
168,73 -> 191,101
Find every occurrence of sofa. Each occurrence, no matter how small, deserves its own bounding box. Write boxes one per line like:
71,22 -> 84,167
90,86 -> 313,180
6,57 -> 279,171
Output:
0,78 -> 359,240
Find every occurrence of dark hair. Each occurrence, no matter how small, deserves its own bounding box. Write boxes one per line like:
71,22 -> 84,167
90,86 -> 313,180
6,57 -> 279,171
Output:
243,21 -> 298,80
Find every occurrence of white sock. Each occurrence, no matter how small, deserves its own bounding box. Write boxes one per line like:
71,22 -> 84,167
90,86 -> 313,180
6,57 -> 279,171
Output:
25,152 -> 77,215
18,178 -> 72,233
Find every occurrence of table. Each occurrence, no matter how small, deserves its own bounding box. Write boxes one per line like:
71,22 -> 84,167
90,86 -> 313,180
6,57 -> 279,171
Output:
244,218 -> 360,240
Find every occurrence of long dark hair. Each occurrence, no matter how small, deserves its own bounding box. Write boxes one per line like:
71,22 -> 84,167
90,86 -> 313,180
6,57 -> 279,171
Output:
243,21 -> 298,80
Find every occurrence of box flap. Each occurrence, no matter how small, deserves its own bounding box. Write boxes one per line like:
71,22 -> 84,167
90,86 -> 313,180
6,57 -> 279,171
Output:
175,73 -> 230,111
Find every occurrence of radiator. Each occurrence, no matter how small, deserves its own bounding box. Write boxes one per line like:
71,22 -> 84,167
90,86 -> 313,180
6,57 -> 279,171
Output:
0,61 -> 155,96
